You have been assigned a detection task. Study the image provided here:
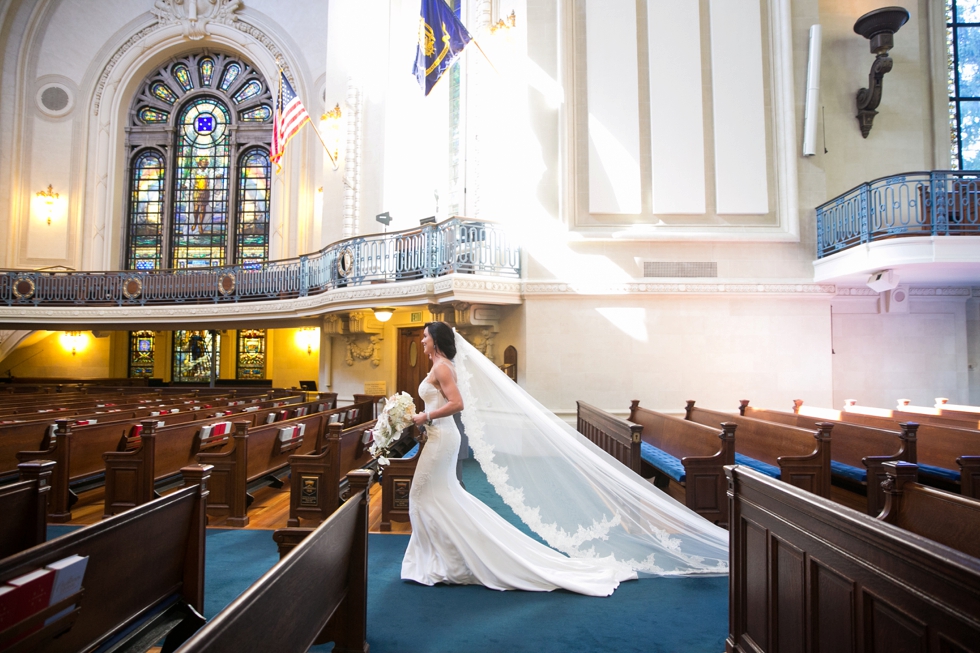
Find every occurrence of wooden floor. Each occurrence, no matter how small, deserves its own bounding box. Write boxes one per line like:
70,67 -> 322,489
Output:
63,480 -> 412,534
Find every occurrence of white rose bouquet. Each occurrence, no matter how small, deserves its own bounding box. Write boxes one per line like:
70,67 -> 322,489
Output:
368,391 -> 417,466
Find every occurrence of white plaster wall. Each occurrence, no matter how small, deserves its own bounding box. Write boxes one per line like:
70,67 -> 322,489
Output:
831,296 -> 971,408
522,294 -> 834,418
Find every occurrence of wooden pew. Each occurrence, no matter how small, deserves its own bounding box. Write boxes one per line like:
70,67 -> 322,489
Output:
287,419 -> 377,526
197,402 -> 373,527
877,461 -> 980,559
380,441 -> 422,532
686,400 -> 833,499
0,465 -> 211,653
838,399 -> 980,430
727,464 -> 980,653
179,470 -> 373,653
575,401 -> 642,475
794,400 -> 980,500
739,400 -> 917,515
102,397 -> 347,519
628,400 -> 735,527
0,461 -> 54,559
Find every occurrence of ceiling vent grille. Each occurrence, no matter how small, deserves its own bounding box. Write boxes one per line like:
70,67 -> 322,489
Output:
642,262 -> 718,278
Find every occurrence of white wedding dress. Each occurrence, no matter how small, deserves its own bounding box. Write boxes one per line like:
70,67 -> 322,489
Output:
400,332 -> 728,596
400,378 -> 637,596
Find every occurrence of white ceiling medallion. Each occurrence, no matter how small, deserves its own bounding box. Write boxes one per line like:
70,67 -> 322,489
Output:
151,0 -> 243,40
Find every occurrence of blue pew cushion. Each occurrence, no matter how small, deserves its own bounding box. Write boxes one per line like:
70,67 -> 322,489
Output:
734,453 -> 780,479
830,460 -> 867,483
400,443 -> 420,459
917,462 -> 960,482
639,442 -> 686,483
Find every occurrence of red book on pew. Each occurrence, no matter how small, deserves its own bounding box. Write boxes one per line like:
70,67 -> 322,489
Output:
0,568 -> 56,645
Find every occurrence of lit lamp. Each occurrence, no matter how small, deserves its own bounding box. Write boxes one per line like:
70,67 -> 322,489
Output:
34,185 -> 60,225
296,327 -> 319,355
372,308 -> 395,323
60,331 -> 86,356
319,103 -> 343,170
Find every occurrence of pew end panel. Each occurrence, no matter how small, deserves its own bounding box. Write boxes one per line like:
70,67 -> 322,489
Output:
196,421 -> 251,527
0,461 -> 55,559
179,470 -> 374,653
576,401 -> 643,475
380,442 -> 424,532
727,465 -> 980,653
0,464 -> 212,653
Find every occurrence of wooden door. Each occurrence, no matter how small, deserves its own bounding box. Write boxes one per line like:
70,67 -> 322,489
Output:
397,327 -> 428,413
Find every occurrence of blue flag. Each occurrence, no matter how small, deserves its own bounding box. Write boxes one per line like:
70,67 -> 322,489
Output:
413,0 -> 472,95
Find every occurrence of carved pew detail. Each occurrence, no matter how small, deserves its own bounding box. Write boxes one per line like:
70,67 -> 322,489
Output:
381,442 -> 423,532
181,471 -> 374,653
15,419 -> 74,522
0,461 -> 55,559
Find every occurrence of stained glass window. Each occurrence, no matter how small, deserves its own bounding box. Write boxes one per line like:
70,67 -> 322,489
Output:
199,58 -> 214,87
232,80 -> 263,104
128,330 -> 156,378
173,330 -> 219,383
220,63 -> 242,91
236,329 -> 266,379
172,64 -> 193,92
949,0 -> 980,168
138,107 -> 169,124
171,98 -> 231,269
151,82 -> 178,105
240,105 -> 272,122
127,150 -> 167,270
236,148 -> 271,264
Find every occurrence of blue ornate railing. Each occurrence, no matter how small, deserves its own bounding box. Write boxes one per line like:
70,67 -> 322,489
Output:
0,218 -> 521,307
816,170 -> 980,258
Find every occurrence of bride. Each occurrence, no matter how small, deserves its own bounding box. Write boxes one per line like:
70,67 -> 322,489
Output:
400,322 -> 728,597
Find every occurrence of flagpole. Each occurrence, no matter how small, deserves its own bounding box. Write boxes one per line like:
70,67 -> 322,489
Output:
470,39 -> 499,76
275,66 -> 339,171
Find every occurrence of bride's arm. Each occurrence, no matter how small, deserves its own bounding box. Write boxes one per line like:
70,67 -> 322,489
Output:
412,363 -> 464,426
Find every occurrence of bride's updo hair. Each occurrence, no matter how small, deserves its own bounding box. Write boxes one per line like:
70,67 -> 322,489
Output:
425,321 -> 456,360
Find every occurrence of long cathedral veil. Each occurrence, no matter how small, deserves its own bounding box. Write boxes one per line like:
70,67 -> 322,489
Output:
452,331 -> 729,576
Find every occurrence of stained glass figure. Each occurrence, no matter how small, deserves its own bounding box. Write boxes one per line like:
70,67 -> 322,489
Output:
128,330 -> 156,378
138,107 -> 169,124
232,80 -> 263,104
173,330 -> 220,383
240,105 -> 272,122
172,98 -> 231,269
151,82 -> 178,105
126,150 -> 166,271
236,148 -> 271,265
172,64 -> 193,92
219,63 -> 242,91
199,58 -> 215,87
236,329 -> 267,379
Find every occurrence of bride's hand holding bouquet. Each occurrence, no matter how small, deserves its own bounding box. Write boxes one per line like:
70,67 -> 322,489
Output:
368,392 -> 416,466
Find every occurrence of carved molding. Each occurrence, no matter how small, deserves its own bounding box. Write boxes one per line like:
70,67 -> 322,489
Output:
150,0 -> 243,40
345,334 -> 382,367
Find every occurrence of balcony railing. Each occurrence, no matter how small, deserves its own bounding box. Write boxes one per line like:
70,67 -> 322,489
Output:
815,171 -> 980,258
0,218 -> 521,307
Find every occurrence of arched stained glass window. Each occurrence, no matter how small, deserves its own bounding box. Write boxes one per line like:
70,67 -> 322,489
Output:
127,150 -> 167,270
151,82 -> 178,105
199,58 -> 215,87
172,64 -> 193,92
220,63 -> 242,91
128,330 -> 156,378
236,329 -> 266,379
173,330 -> 219,383
172,98 -> 232,268
236,147 -> 271,265
126,51 -> 273,271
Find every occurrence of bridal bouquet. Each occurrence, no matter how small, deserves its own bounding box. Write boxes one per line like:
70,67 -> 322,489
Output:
369,392 -> 416,466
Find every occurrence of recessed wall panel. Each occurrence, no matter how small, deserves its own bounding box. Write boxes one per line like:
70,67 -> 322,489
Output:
709,0 -> 769,214
586,0 -> 641,215
648,0 -> 706,214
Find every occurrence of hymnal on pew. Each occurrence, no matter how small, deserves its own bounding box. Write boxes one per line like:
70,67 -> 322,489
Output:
44,555 -> 88,625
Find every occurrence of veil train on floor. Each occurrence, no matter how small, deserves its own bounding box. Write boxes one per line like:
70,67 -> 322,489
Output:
452,331 -> 729,576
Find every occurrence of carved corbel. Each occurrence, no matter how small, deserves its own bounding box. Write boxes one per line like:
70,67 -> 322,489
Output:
347,310 -> 383,335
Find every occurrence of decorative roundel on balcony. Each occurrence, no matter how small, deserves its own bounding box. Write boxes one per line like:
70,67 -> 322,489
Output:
123,277 -> 143,300
12,277 -> 35,300
337,248 -> 354,278
218,272 -> 236,295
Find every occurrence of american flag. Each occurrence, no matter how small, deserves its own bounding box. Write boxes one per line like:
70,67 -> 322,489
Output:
270,71 -> 311,172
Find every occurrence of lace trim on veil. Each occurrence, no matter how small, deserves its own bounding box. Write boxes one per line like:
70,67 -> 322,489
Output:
452,332 -> 728,576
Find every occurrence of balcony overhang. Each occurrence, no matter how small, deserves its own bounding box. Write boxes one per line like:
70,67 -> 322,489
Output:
0,274 -> 523,331
813,236 -> 980,285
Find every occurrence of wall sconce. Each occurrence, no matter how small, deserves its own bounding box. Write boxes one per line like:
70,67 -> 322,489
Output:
319,103 -> 343,170
60,331 -> 86,356
295,327 -> 319,356
490,10 -> 516,34
372,308 -> 395,323
854,6 -> 909,138
34,185 -> 60,225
